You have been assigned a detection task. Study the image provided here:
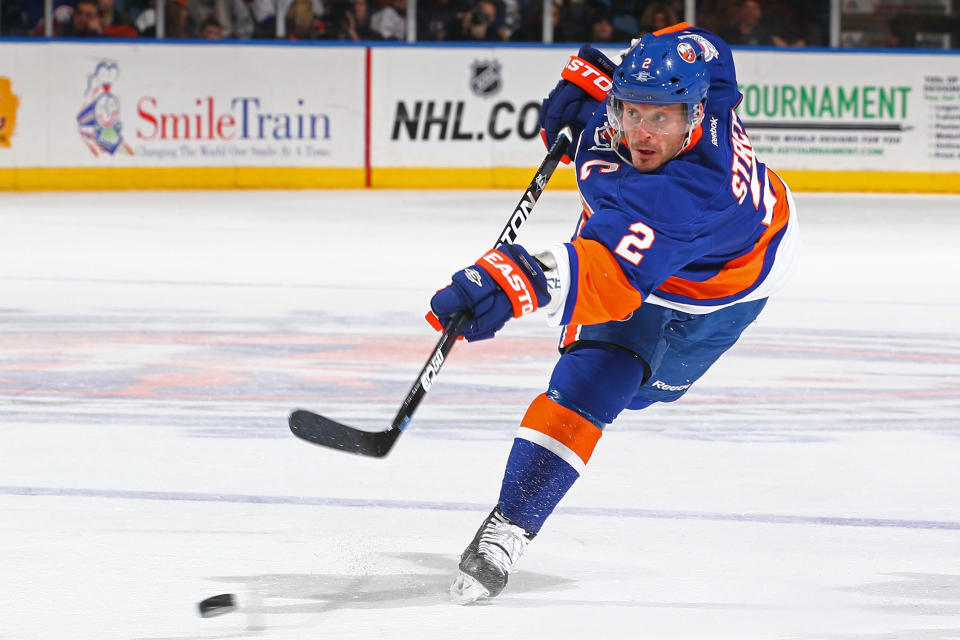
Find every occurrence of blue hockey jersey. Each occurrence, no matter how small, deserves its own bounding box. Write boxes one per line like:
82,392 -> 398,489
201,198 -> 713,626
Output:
545,23 -> 799,338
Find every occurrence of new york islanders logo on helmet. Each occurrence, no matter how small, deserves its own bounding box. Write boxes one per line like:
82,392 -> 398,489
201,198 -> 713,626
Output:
677,41 -> 697,63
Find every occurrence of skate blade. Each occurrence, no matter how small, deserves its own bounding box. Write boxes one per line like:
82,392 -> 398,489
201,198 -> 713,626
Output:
449,571 -> 490,605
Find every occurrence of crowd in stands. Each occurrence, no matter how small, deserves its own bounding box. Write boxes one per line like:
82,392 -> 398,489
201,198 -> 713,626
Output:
0,0 -> 887,48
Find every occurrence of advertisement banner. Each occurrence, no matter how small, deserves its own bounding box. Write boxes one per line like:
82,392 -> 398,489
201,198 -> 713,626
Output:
1,41 -> 958,191
733,50 -> 960,172
370,46 -> 575,170
0,42 -> 365,172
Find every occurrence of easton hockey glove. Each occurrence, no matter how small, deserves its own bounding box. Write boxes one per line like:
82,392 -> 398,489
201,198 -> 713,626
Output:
428,244 -> 551,342
539,45 -> 617,162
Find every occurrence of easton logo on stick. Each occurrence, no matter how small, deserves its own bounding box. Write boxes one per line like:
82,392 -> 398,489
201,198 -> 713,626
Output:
499,189 -> 538,245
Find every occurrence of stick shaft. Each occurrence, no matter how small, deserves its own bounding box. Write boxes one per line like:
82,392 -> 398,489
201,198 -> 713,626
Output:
390,128 -> 573,433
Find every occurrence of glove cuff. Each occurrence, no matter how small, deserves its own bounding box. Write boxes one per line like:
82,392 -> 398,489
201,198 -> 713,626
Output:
561,55 -> 613,102
475,249 -> 545,318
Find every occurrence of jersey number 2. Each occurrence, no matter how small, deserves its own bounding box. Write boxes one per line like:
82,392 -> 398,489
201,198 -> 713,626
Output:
614,221 -> 655,265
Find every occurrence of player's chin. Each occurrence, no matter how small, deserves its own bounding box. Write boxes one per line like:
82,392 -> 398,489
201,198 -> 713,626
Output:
630,149 -> 664,172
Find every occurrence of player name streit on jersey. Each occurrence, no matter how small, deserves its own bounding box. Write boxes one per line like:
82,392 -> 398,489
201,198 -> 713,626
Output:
552,24 -> 799,347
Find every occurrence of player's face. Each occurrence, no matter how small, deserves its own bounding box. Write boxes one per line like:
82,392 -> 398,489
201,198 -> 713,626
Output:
620,102 -> 689,172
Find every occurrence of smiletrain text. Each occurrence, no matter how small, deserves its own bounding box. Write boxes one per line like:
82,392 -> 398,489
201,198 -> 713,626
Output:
136,97 -> 331,141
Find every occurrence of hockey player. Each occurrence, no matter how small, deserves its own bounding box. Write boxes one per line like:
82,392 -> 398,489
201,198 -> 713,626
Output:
428,23 -> 800,604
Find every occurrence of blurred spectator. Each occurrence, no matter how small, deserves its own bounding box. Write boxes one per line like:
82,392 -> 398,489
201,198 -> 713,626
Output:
499,0 -> 519,39
134,0 -> 156,33
454,0 -> 496,40
197,14 -> 223,36
694,0 -> 729,32
2,0 -> 29,34
327,0 -> 381,39
188,0 -> 255,38
369,0 -> 405,39
15,0 -> 50,36
417,0 -> 465,40
140,0 -> 193,37
249,0 -> 276,34
508,0 -> 552,42
663,0 -> 683,22
98,0 -> 136,30
767,0 -> 825,46
610,0 -> 640,36
56,0 -> 104,35
589,14 -> 628,43
718,0 -> 774,45
883,14 -> 918,47
248,0 -> 321,37
165,0 -> 192,36
555,0 -> 589,42
286,0 -> 320,38
638,1 -> 676,34
473,0 -> 510,40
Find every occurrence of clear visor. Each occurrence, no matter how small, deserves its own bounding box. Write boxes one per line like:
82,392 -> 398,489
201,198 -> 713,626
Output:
607,97 -> 695,136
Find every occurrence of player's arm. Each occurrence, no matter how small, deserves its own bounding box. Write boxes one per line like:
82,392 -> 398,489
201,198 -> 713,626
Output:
538,46 -> 617,162
428,210 -> 703,339
534,205 -> 707,327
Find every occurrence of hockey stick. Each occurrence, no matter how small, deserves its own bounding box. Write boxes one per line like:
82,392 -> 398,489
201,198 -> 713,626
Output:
289,127 -> 574,457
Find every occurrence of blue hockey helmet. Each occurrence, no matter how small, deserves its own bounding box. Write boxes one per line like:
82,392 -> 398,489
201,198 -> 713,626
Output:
607,31 -> 710,130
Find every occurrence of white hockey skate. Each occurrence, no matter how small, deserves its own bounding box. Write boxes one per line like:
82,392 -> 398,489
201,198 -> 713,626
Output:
450,507 -> 535,605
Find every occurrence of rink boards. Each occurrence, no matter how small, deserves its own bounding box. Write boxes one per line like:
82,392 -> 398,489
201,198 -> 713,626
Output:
0,41 -> 958,192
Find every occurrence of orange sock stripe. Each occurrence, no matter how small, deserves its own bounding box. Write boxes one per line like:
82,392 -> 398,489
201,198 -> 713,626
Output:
521,393 -> 603,465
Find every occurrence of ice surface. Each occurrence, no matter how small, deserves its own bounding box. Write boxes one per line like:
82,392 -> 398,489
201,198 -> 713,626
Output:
1,189 -> 959,639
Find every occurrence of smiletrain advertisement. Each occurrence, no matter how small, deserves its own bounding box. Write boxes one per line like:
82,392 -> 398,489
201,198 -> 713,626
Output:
0,43 -> 365,172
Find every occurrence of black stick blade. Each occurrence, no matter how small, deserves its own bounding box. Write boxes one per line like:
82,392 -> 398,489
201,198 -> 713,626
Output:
288,409 -> 400,458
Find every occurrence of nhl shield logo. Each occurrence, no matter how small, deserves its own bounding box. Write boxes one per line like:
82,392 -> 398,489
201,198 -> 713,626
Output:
469,60 -> 502,98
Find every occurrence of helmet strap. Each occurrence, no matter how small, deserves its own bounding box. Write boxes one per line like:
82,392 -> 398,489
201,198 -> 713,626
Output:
673,101 -> 706,161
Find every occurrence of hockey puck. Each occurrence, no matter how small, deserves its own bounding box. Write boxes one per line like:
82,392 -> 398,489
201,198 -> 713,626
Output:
198,593 -> 236,618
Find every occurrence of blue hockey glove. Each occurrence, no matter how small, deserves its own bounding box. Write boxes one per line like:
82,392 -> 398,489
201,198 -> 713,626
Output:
428,245 -> 551,342
539,45 -> 617,160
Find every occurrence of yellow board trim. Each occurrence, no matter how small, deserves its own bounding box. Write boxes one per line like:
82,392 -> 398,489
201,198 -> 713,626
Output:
372,167 -> 960,193
0,167 -> 366,190
1,166 -> 958,193
370,167 -> 578,190
776,170 -> 960,194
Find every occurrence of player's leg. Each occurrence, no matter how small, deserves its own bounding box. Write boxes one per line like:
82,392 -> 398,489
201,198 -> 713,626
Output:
452,341 -> 647,604
626,298 -> 768,410
451,298 -> 768,603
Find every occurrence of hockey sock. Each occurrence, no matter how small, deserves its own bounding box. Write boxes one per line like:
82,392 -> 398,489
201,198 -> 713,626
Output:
498,343 -> 648,533
498,393 -> 603,533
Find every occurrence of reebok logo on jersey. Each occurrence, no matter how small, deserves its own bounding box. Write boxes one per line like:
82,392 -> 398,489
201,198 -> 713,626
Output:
465,267 -> 483,288
710,116 -> 719,147
651,380 -> 691,392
